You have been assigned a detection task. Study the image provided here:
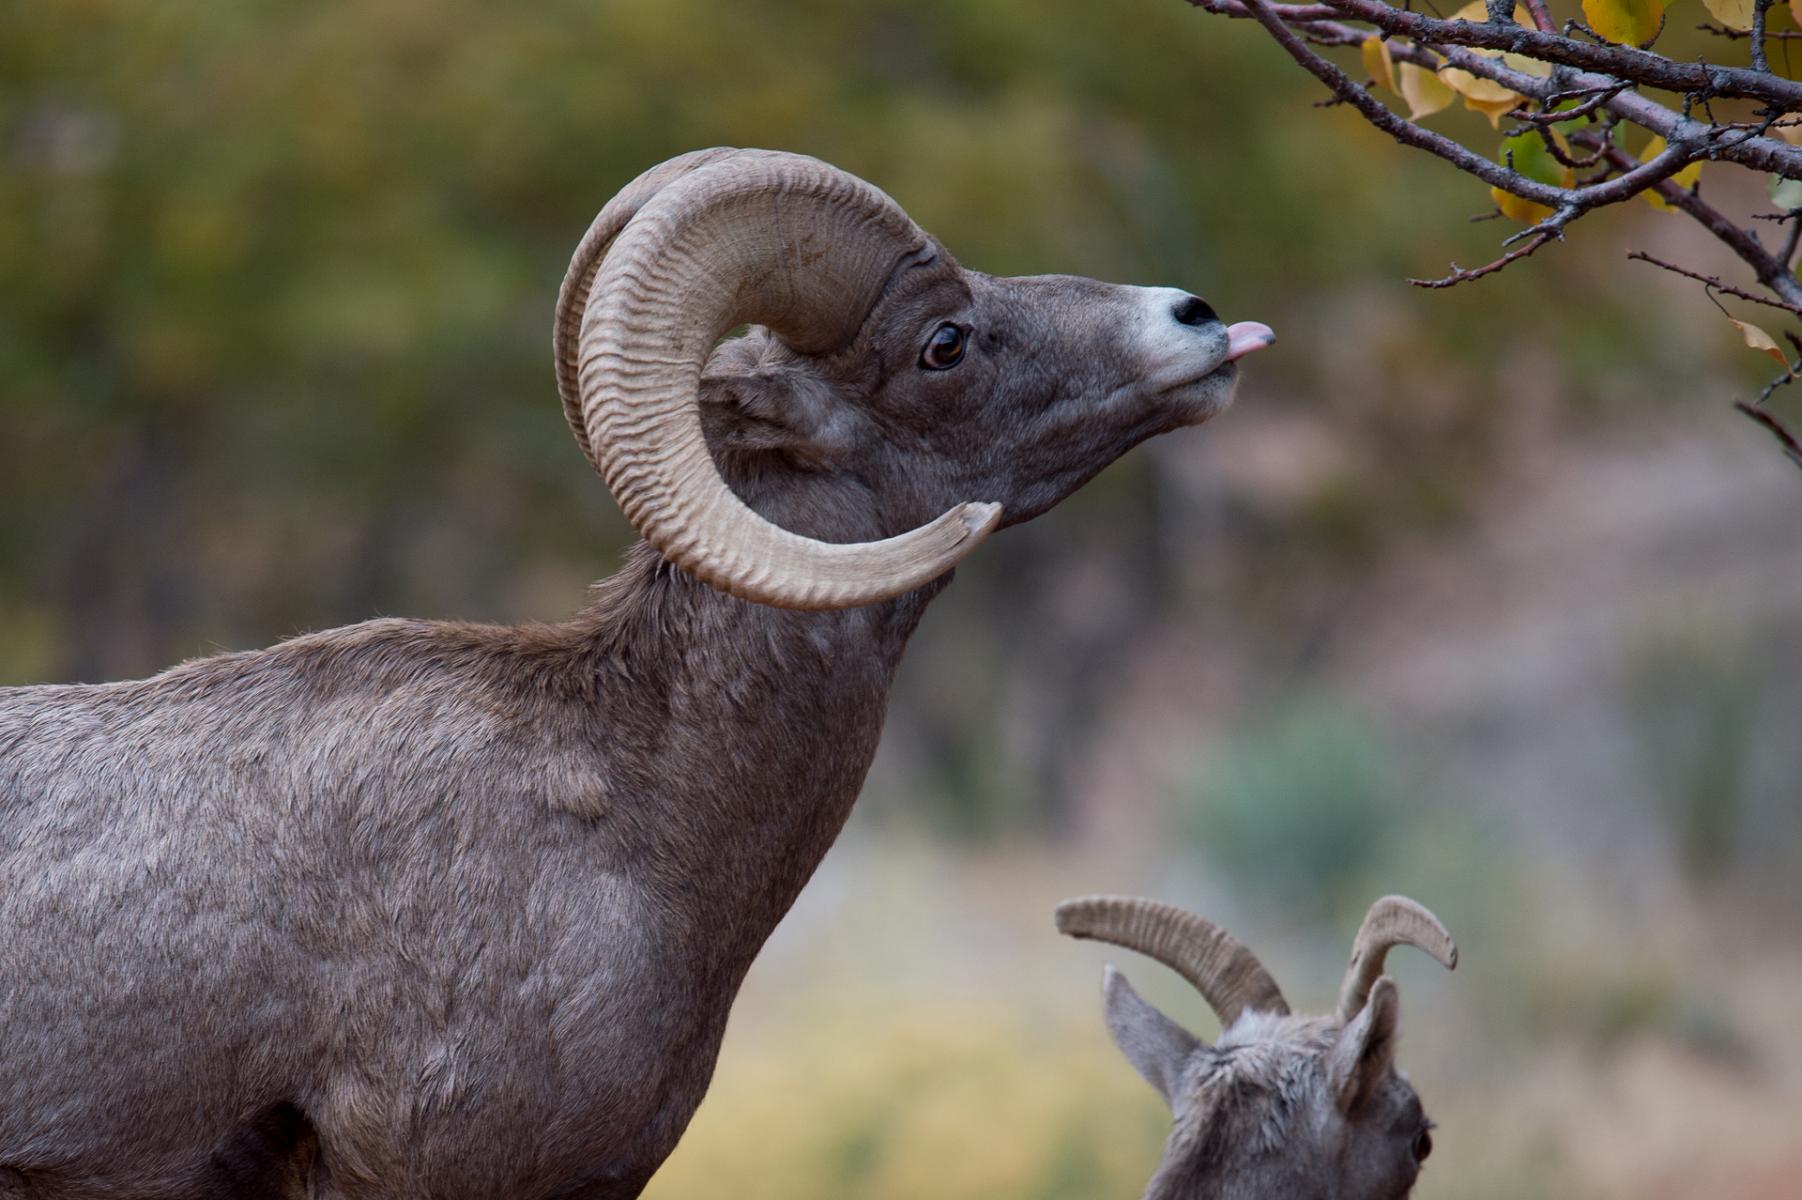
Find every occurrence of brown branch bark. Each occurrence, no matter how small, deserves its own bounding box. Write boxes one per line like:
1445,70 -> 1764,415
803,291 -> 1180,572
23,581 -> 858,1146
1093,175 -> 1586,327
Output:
1227,0 -> 1719,214
1603,146 -> 1802,310
1310,0 -> 1802,110
1187,0 -> 1802,179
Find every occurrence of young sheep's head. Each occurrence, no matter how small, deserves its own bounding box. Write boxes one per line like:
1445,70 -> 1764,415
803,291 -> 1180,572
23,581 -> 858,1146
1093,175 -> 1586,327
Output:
1057,895 -> 1458,1200
556,148 -> 1273,610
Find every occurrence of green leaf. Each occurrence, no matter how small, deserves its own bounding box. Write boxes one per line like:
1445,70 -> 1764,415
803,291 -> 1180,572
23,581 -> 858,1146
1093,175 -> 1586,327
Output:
1492,130 -> 1575,223
1770,175 -> 1802,211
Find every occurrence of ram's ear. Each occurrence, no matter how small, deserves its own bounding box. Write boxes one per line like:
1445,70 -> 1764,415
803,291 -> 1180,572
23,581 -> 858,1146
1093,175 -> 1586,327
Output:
1329,976 -> 1401,1114
1104,965 -> 1202,1109
699,364 -> 861,467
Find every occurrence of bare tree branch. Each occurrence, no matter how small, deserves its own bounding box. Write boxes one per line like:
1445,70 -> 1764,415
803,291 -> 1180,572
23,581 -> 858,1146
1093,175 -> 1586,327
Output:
1178,0 -> 1802,472
1751,0 -> 1774,75
1311,0 -> 1802,110
1628,251 -> 1802,316
1230,0 -> 1708,212
1411,224 -> 1561,288
1188,0 -> 1802,178
1736,400 -> 1802,467
1602,145 -> 1802,310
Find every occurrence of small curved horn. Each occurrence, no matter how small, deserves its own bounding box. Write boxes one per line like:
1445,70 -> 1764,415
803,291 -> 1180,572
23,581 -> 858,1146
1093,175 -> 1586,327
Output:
1056,895 -> 1290,1030
1335,895 -> 1458,1023
567,148 -> 1002,610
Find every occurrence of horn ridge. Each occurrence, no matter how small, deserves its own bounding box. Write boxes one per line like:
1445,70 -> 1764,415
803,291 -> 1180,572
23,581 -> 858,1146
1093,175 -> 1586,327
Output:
555,147 -> 748,465
570,149 -> 1002,610
1056,895 -> 1290,1030
1334,895 -> 1458,1023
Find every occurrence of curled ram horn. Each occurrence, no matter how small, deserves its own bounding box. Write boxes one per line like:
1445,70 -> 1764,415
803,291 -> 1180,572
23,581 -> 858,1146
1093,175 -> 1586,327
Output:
1056,894 -> 1290,1030
558,147 -> 1001,611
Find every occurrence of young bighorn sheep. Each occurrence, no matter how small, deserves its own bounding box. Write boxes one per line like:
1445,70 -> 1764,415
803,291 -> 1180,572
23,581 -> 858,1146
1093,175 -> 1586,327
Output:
0,148 -> 1273,1200
1058,894 -> 1457,1200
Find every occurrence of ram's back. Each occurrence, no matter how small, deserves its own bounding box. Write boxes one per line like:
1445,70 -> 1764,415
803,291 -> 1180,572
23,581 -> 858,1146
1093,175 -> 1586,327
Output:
0,620 -> 648,1192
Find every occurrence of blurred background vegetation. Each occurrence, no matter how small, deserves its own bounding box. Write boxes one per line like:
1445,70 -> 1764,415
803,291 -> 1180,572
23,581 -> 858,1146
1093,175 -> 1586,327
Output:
4,1 -> 1800,1196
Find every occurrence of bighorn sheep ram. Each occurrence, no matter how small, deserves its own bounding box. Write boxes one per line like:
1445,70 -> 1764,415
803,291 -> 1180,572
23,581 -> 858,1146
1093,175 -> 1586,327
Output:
1058,894 -> 1458,1200
0,148 -> 1274,1199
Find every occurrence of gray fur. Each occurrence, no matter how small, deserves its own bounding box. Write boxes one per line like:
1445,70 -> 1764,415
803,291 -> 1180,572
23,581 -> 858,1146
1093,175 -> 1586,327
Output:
1,222 -> 1249,1198
1105,970 -> 1436,1199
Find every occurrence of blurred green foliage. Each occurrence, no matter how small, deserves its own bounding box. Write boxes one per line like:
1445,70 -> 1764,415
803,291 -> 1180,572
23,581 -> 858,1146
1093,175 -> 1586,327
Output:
0,0 -> 1605,678
1625,629 -> 1759,885
0,0 -> 1785,841
1182,696 -> 1407,920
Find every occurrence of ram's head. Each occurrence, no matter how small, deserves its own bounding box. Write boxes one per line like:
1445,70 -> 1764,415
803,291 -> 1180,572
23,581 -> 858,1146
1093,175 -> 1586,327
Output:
558,148 -> 1273,610
1058,894 -> 1458,1200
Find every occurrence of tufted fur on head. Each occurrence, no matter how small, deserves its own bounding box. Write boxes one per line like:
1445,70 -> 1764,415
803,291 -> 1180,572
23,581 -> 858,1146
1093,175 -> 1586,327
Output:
1059,895 -> 1456,1200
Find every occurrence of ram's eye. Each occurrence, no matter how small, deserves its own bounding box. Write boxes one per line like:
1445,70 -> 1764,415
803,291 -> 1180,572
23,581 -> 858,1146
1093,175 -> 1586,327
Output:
1412,1127 -> 1433,1164
920,322 -> 967,370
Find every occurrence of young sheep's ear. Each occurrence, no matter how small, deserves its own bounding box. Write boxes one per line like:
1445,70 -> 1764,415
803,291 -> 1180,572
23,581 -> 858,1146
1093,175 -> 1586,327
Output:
1104,965 -> 1202,1109
1329,975 -> 1401,1115
700,366 -> 859,467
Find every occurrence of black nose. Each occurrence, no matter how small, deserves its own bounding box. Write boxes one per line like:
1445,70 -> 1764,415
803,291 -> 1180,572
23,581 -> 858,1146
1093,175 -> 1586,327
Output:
1172,295 -> 1219,328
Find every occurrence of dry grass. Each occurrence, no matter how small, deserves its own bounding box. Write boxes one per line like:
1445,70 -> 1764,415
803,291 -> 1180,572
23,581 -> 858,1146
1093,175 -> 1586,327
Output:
647,845 -> 1802,1200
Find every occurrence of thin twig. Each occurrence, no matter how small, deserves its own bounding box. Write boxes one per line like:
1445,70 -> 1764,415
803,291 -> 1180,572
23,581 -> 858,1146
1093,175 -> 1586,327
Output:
1226,0 -> 1711,214
1227,0 -> 1575,207
1627,251 -> 1802,315
1178,0 -> 1802,471
1632,244 -> 1795,305
1697,21 -> 1802,39
1411,222 -> 1562,288
1309,0 -> 1802,110
1506,85 -> 1623,125
1605,145 -> 1802,309
1735,401 -> 1802,469
1751,0 -> 1773,74
1243,6 -> 1802,180
1521,0 -> 1556,33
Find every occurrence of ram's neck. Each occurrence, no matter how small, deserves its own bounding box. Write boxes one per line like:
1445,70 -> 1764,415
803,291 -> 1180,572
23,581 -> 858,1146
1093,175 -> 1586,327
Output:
570,535 -> 942,970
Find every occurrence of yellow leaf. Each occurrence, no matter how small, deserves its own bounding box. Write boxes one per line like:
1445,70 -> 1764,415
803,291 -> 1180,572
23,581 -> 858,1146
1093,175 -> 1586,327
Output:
1440,66 -> 1520,105
1775,117 -> 1802,147
1398,62 -> 1455,119
1702,0 -> 1756,29
1362,36 -> 1398,94
1466,93 -> 1523,127
1501,52 -> 1555,78
1583,0 -> 1664,45
1639,135 -> 1703,210
1439,4 -> 1538,108
1793,0 -> 1802,29
1729,318 -> 1789,367
1490,186 -> 1557,223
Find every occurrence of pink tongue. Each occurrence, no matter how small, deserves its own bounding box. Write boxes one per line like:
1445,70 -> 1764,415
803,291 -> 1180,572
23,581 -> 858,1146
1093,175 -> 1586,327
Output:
1225,321 -> 1276,362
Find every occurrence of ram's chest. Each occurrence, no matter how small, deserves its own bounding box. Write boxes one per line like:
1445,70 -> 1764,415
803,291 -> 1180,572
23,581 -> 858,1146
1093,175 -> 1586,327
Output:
303,925 -> 734,1200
